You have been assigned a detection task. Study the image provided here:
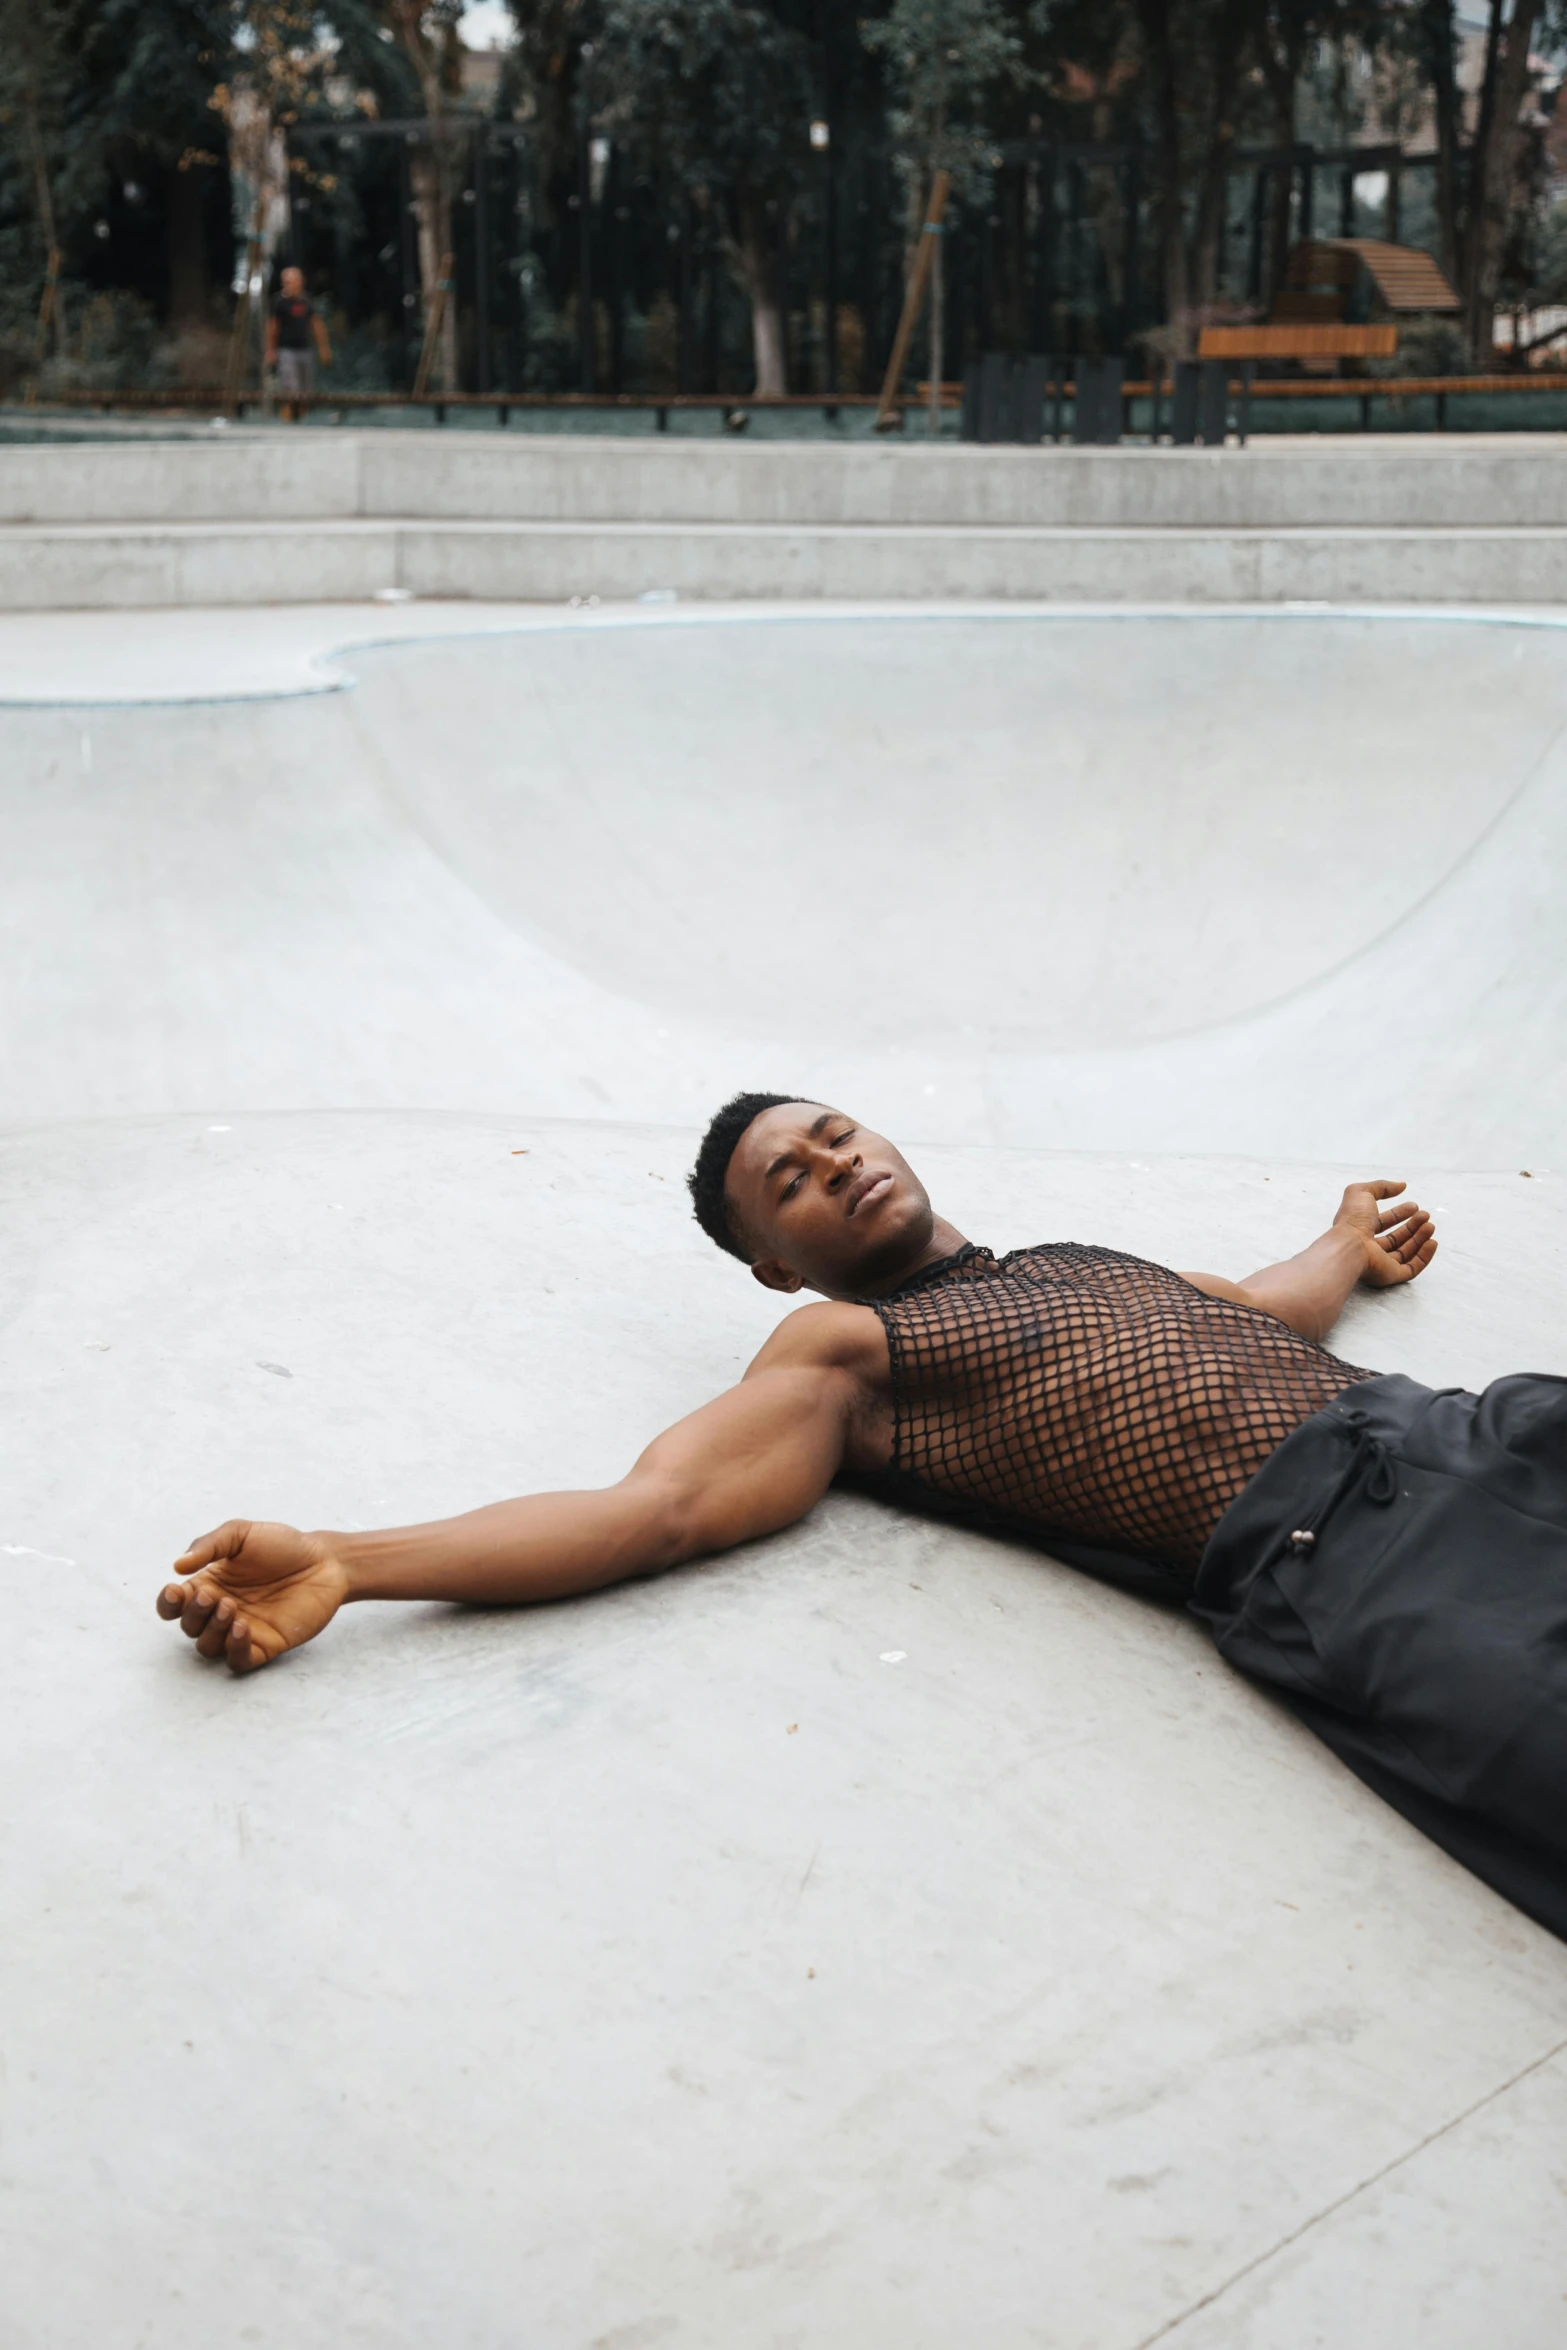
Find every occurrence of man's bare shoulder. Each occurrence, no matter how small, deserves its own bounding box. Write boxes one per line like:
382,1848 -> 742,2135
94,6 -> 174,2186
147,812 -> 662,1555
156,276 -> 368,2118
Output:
743,1299 -> 889,1384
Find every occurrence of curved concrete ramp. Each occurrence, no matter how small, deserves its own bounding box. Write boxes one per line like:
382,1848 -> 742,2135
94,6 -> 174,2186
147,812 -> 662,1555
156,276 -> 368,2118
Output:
3,603 -> 1565,1166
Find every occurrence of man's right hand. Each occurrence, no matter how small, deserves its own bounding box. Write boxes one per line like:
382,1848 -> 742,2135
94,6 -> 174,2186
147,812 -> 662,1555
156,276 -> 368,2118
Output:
157,1520 -> 349,1674
154,1323 -> 869,1679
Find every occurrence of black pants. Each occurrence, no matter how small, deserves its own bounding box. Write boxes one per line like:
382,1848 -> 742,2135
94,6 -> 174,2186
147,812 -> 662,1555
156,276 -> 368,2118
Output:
1194,1372 -> 1567,1942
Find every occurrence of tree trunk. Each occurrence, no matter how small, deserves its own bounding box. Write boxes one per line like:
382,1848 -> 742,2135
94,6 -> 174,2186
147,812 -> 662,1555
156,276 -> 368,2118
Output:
927,220 -> 944,434
410,143 -> 458,390
1259,42 -> 1300,309
1471,2 -> 1505,209
1189,0 -> 1248,311
1137,0 -> 1189,352
1190,130 -> 1233,313
748,277 -> 786,396
225,189 -> 265,406
392,1 -> 461,392
926,110 -> 945,432
1464,0 -> 1541,362
166,162 -> 210,328
1423,0 -> 1462,287
735,183 -> 786,395
1461,0 -> 1504,332
15,22 -> 65,359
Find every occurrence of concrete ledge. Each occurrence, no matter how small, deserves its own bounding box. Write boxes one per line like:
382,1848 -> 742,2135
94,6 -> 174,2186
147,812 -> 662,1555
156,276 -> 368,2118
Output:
397,519 -> 1567,604
5,515 -> 1567,607
9,431 -> 1567,531
359,434 -> 1567,531
6,434 -> 1567,606
0,436 -> 359,525
0,519 -> 397,607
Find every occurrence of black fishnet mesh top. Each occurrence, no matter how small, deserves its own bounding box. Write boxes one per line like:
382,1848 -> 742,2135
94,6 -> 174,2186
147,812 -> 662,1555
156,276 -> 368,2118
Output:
856,1244 -> 1373,1576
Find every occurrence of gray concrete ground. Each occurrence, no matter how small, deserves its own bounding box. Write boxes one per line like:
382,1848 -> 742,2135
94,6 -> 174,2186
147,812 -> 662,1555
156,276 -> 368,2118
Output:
3,592 -> 1566,2346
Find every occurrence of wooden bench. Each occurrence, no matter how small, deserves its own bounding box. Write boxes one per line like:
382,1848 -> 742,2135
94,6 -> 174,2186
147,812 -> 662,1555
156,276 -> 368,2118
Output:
1198,323 -> 1399,367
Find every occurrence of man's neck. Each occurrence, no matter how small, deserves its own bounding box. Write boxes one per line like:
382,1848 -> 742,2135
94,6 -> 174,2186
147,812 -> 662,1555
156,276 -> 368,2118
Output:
837,1214 -> 972,1301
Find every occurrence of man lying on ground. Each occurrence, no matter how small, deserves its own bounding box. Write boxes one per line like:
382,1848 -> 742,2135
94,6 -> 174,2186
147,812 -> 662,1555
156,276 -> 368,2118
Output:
159,1092 -> 1567,1940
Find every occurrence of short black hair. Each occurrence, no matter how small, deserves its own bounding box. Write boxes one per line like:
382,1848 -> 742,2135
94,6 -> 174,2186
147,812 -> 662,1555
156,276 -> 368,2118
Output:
688,1091 -> 813,1262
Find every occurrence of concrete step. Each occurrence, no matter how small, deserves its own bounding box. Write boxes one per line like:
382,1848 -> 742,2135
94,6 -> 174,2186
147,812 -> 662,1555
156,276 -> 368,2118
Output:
3,514 -> 1566,607
8,431 -> 1567,531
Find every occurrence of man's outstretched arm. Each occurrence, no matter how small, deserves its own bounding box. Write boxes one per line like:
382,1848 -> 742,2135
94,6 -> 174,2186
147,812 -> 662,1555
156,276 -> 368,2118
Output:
157,1354 -> 859,1676
1180,1179 -> 1437,1344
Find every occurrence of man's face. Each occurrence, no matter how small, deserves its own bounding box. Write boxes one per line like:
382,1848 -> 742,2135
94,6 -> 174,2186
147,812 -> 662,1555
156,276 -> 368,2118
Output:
281,268 -> 304,295
725,1103 -> 936,1299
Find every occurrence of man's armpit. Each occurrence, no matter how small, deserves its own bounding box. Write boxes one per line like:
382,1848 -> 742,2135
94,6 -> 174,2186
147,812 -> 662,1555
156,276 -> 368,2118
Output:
1176,1270 -> 1253,1307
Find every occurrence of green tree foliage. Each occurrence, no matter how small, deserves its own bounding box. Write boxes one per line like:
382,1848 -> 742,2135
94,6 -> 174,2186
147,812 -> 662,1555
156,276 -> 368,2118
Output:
0,0 -> 416,384
0,0 -> 81,367
861,0 -> 1021,409
582,2 -> 817,392
1,0 -> 238,361
6,0 -> 1567,392
862,0 -> 1022,209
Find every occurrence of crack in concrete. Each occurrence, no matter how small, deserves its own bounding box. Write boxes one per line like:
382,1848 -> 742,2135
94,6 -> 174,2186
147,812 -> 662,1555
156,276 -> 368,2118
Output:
1131,2030 -> 1567,2349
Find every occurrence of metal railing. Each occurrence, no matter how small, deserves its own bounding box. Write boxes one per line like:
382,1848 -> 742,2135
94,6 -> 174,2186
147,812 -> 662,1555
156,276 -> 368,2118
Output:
272,113 -> 1470,402
16,373 -> 1567,437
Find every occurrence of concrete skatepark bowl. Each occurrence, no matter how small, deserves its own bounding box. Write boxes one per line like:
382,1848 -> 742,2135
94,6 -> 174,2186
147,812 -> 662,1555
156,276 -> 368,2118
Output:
4,582 -> 1567,2347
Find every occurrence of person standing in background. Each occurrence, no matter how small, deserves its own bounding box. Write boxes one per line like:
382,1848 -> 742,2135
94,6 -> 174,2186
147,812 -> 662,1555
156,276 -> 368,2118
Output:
265,265 -> 333,420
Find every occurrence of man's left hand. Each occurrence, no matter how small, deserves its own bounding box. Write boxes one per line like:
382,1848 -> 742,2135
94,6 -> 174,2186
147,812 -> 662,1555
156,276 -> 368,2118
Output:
1333,1180 -> 1437,1288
